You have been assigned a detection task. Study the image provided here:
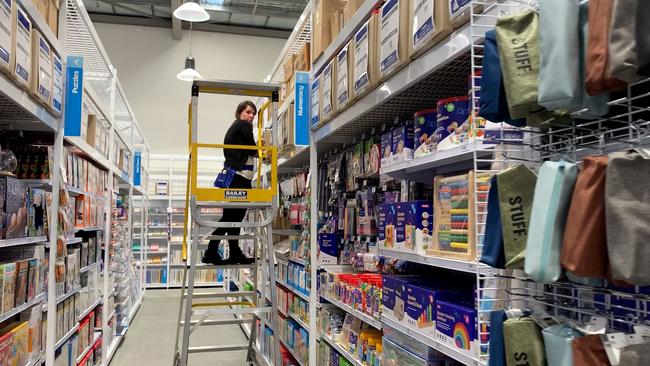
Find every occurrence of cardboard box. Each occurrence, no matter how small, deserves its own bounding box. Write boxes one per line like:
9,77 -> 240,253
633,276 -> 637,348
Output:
37,0 -> 48,19
384,202 -> 397,249
378,0 -> 410,81
413,108 -> 438,157
343,0 -> 363,25
335,42 -> 352,110
86,114 -> 98,147
403,200 -> 434,254
350,13 -> 378,101
435,300 -> 477,357
405,284 -> 445,337
392,123 -> 414,163
409,0 -> 452,59
449,0 -> 473,29
0,0 -> 15,74
294,42 -> 311,72
310,75 -> 321,128
283,57 -> 294,83
320,59 -> 336,122
12,4 -> 31,89
50,52 -> 63,115
0,176 -> 27,239
329,9 -> 343,42
382,275 -> 420,325
280,103 -> 295,153
312,0 -> 347,62
31,29 -> 52,106
47,0 -> 59,35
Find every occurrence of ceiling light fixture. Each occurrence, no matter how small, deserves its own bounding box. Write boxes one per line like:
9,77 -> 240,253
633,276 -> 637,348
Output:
177,22 -> 202,81
173,1 -> 210,22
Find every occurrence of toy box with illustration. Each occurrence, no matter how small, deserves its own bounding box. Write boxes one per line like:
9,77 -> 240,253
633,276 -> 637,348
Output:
395,202 -> 407,251
381,203 -> 398,250
318,233 -> 340,265
382,275 -> 420,325
356,190 -> 377,236
377,203 -> 388,248
392,124 -> 414,163
405,283 -> 440,337
436,96 -> 469,152
413,109 -> 438,158
0,176 -> 28,239
381,130 -> 393,167
435,300 -> 477,357
403,200 -> 433,255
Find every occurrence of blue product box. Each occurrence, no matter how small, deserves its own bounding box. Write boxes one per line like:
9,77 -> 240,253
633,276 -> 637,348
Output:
384,203 -> 397,250
436,96 -> 469,151
287,319 -> 297,347
381,130 -> 393,167
382,275 -> 420,324
435,300 -> 477,357
413,109 -> 438,158
395,202 -> 407,251
377,203 -> 388,248
318,233 -> 340,265
405,284 -> 451,337
403,201 -> 434,254
392,124 -> 414,163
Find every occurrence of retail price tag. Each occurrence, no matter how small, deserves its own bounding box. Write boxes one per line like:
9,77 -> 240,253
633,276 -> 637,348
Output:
575,316 -> 608,335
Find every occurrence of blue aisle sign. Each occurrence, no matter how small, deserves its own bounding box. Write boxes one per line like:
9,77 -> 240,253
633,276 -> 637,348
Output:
64,56 -> 84,136
133,151 -> 142,186
294,71 -> 310,146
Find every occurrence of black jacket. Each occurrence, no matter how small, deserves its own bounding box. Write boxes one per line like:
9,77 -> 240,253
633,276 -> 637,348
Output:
224,120 -> 257,170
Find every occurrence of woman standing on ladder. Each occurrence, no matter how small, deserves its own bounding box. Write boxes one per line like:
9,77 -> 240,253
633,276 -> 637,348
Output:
202,101 -> 258,265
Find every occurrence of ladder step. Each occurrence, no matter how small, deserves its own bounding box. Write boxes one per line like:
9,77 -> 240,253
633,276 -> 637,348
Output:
180,318 -> 250,326
184,291 -> 254,299
196,201 -> 272,208
187,345 -> 250,354
201,234 -> 256,241
182,263 -> 256,270
192,307 -> 273,316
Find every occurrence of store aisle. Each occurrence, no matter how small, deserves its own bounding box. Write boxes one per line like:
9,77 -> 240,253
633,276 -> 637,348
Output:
109,290 -> 249,366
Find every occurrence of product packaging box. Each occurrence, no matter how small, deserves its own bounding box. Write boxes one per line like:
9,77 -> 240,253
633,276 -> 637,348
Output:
320,60 -> 336,122
343,0 -> 363,24
47,0 -> 60,35
335,42 -> 352,111
312,0 -> 347,61
413,109 -> 438,158
436,96 -> 469,152
382,275 -> 420,325
318,233 -> 340,265
0,0 -> 15,74
280,104 -> 296,153
405,284 -> 443,337
293,42 -> 311,72
30,29 -> 52,107
330,9 -> 343,41
50,52 -> 63,115
395,202 -> 407,251
403,200 -> 433,254
435,300 -> 477,357
12,4 -> 31,90
378,0 -> 410,81
377,203 -> 388,248
409,0 -> 453,59
392,124 -> 414,163
311,75 -> 321,128
0,176 -> 28,239
350,14 -> 378,101
380,130 -> 393,168
384,202 -> 397,249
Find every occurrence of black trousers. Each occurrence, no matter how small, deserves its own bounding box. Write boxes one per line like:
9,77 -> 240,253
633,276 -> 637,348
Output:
206,174 -> 252,258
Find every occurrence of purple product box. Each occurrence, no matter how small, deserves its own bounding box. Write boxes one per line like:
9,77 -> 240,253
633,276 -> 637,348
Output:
392,124 -> 414,163
413,109 -> 438,158
382,275 -> 421,324
403,201 -> 434,255
377,203 -> 388,248
405,284 -> 454,338
395,202 -> 407,251
0,176 -> 28,239
384,203 -> 397,250
318,233 -> 340,265
435,300 -> 477,357
381,130 -> 393,167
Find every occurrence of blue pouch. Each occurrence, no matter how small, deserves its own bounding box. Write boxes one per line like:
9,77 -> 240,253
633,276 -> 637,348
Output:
214,166 -> 236,188
488,310 -> 506,366
480,176 -> 506,268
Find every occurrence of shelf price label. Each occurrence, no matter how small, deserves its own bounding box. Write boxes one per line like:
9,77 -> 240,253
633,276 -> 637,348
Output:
294,71 -> 310,146
64,56 -> 84,136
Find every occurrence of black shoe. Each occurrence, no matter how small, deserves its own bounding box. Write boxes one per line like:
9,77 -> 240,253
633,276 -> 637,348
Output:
201,254 -> 228,265
229,252 -> 255,265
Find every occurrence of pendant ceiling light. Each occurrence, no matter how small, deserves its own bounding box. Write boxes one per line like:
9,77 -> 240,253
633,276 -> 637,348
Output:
177,22 -> 202,81
173,1 -> 210,22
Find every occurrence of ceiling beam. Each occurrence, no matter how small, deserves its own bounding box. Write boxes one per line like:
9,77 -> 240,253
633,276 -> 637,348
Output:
88,13 -> 291,38
171,0 -> 182,40
200,3 -> 302,20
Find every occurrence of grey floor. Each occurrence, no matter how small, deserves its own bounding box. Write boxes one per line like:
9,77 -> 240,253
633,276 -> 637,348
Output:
109,289 -> 250,366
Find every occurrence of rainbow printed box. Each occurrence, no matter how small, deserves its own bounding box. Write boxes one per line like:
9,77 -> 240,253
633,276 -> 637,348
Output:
435,300 -> 477,357
405,284 -> 447,338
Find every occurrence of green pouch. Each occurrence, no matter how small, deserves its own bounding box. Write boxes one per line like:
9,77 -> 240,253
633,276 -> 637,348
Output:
496,10 -> 545,121
496,164 -> 537,269
503,317 -> 547,366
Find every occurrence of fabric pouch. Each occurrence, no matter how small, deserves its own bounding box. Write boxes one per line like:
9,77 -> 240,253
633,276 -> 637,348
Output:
525,161 -> 578,283
636,1 -> 650,76
605,148 -> 650,285
542,324 -> 583,366
572,335 -> 610,366
577,0 -> 610,117
496,164 -> 536,269
585,0 -> 627,95
608,0 -> 642,83
561,156 -> 608,278
495,11 -> 545,121
503,317 -> 546,366
538,0 -> 581,111
478,30 -> 525,126
480,176 -> 506,268
214,166 -> 236,188
488,310 -> 507,366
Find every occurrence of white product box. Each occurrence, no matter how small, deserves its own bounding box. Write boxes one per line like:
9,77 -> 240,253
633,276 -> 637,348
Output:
320,60 -> 335,121
378,0 -> 409,81
50,52 -> 63,115
12,4 -> 31,89
0,0 -> 15,74
31,29 -> 52,106
335,42 -> 352,110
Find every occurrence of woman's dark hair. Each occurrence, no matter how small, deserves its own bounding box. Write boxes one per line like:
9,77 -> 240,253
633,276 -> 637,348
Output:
235,100 -> 257,120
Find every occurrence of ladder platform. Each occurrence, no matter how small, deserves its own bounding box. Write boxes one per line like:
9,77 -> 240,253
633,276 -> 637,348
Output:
194,79 -> 279,97
188,345 -> 250,354
180,318 -> 249,326
184,291 -> 254,299
201,234 -> 256,241
196,201 -> 273,209
192,307 -> 274,316
182,263 -> 256,270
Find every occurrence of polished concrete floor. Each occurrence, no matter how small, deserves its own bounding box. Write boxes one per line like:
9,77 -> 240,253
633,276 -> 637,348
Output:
109,289 -> 250,366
